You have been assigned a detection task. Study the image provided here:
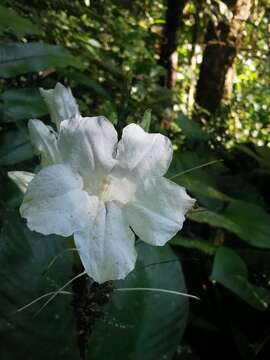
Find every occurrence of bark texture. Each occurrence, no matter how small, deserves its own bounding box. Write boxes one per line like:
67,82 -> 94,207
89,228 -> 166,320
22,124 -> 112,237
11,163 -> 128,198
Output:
159,0 -> 189,88
195,0 -> 252,114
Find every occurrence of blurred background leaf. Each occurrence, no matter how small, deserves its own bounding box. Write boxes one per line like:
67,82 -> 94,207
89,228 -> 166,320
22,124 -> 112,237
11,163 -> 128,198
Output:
0,4 -> 42,36
189,200 -> 270,249
1,88 -> 47,121
0,130 -> 32,165
210,247 -> 270,310
0,43 -> 83,78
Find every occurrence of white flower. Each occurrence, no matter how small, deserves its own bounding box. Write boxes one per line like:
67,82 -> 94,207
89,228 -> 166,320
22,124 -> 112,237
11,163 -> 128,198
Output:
9,83 -> 195,283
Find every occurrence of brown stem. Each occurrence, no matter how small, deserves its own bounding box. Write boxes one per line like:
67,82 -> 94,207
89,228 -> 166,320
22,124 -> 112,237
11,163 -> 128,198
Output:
72,263 -> 113,359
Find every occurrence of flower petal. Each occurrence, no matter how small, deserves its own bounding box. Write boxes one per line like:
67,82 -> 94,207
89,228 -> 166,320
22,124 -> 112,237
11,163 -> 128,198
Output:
28,119 -> 61,166
125,177 -> 195,246
40,83 -> 79,131
74,200 -> 137,283
20,164 -> 92,236
8,171 -> 34,193
58,116 -> 118,193
116,123 -> 172,177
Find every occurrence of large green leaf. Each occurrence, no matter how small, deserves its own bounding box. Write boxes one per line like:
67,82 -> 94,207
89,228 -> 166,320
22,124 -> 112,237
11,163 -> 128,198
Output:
0,5 -> 42,36
210,247 -> 270,310
0,130 -> 33,165
189,200 -> 270,249
0,210 -> 188,360
89,243 -> 189,360
0,43 -> 83,78
1,88 -> 48,121
0,210 -> 78,360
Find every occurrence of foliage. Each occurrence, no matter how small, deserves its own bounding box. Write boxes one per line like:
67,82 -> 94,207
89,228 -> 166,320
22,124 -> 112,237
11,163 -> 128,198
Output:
210,247 -> 270,310
1,0 -> 270,359
0,209 -> 187,359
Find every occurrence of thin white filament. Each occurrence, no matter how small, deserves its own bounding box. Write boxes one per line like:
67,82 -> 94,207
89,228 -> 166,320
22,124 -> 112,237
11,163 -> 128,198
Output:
44,247 -> 79,274
115,287 -> 199,300
35,270 -> 86,316
16,291 -> 72,313
169,159 -> 223,180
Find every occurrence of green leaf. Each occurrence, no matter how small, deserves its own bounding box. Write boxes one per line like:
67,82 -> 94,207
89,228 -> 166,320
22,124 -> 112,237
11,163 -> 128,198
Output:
0,5 -> 42,36
176,113 -> 209,142
89,243 -> 189,360
168,150 -> 230,206
236,144 -> 270,169
0,210 -> 78,359
172,175 -> 232,203
0,210 -> 188,360
0,43 -> 83,78
189,200 -> 270,249
1,88 -> 48,121
0,130 -> 33,165
235,144 -> 265,165
67,71 -> 113,100
171,234 -> 217,255
210,247 -> 270,310
139,109 -> 151,132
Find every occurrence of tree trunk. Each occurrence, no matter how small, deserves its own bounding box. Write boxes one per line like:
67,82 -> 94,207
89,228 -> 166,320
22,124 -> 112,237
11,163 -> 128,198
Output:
195,0 -> 252,114
159,0 -> 189,89
187,1 -> 203,115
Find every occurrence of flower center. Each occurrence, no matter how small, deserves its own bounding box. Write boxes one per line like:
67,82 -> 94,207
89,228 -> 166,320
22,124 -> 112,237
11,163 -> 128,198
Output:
97,175 -> 136,205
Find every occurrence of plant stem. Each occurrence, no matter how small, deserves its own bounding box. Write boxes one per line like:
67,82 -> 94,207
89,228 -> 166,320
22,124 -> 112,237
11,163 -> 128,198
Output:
72,263 -> 113,359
